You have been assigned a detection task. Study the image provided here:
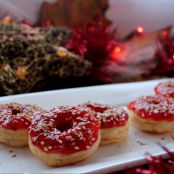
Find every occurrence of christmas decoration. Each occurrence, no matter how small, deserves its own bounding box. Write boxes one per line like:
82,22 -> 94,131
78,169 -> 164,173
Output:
125,141 -> 174,174
66,21 -> 118,82
0,20 -> 47,94
0,19 -> 91,95
40,26 -> 70,46
103,26 -> 172,83
0,47 -> 45,95
66,22 -> 172,83
47,47 -> 91,78
0,16 -> 174,96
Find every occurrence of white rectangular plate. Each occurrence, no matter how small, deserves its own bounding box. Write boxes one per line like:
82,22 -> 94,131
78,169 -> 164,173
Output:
0,78 -> 174,173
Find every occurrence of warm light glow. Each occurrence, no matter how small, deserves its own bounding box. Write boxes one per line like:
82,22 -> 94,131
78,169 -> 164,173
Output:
114,47 -> 121,53
162,31 -> 168,37
137,26 -> 144,33
111,46 -> 122,59
172,54 -> 174,60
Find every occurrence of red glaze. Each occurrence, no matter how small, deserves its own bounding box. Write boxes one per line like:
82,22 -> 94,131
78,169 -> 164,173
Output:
154,81 -> 174,98
80,103 -> 128,129
29,106 -> 100,154
0,102 -> 43,130
128,95 -> 174,121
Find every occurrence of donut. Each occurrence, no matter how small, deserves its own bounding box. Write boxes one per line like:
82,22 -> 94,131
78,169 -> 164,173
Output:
79,103 -> 129,145
29,106 -> 100,166
154,81 -> 174,98
0,102 -> 43,147
127,95 -> 174,133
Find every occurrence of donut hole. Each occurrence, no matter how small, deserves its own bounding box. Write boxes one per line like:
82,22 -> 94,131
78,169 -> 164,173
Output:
152,100 -> 160,105
86,104 -> 107,113
12,109 -> 21,115
56,121 -> 73,132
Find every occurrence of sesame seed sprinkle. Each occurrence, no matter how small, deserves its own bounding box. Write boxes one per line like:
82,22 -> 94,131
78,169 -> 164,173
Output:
29,105 -> 100,152
58,140 -> 63,144
128,95 -> 174,120
40,141 -> 45,145
48,146 -> 52,150
74,146 -> 79,150
44,147 -> 48,151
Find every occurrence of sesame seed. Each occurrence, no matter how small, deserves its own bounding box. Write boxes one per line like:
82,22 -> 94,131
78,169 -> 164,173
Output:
32,137 -> 37,142
48,146 -> 52,150
80,137 -> 83,140
71,142 -> 76,146
58,140 -> 63,144
92,138 -> 95,141
74,146 -> 79,150
44,147 -> 48,151
65,136 -> 73,141
40,141 -> 45,145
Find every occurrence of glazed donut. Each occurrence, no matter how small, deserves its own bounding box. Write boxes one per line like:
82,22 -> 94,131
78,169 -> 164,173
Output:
0,102 -> 43,147
154,81 -> 174,98
127,95 -> 174,133
80,103 -> 129,145
29,106 -> 100,166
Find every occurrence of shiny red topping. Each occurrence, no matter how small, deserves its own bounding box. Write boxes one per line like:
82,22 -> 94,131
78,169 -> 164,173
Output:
0,102 -> 43,130
154,81 -> 174,98
29,106 -> 100,154
128,95 -> 174,121
80,102 -> 129,128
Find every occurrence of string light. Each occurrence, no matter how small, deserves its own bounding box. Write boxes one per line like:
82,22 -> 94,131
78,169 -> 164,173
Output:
162,31 -> 168,37
111,46 -> 122,59
114,47 -> 121,53
137,26 -> 144,33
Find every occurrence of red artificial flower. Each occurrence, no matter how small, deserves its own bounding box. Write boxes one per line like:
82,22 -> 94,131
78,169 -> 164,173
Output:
66,21 -> 118,82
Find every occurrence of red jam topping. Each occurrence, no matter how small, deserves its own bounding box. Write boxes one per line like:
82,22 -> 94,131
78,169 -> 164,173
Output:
128,96 -> 174,121
29,106 -> 100,154
0,102 -> 43,130
80,103 -> 128,129
154,81 -> 174,98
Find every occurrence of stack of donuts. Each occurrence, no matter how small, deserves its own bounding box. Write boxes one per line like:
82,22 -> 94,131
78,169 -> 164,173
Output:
0,101 -> 129,166
0,80 -> 173,167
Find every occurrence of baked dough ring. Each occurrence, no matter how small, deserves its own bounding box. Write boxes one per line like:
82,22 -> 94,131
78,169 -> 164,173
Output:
100,122 -> 129,145
29,134 -> 100,166
0,102 -> 43,147
29,106 -> 100,166
128,95 -> 174,133
80,103 -> 129,145
0,127 -> 28,147
128,110 -> 174,133
154,81 -> 174,98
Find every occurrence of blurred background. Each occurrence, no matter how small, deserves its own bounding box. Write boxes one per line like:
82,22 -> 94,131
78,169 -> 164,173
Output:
0,0 -> 174,96
0,0 -> 173,36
